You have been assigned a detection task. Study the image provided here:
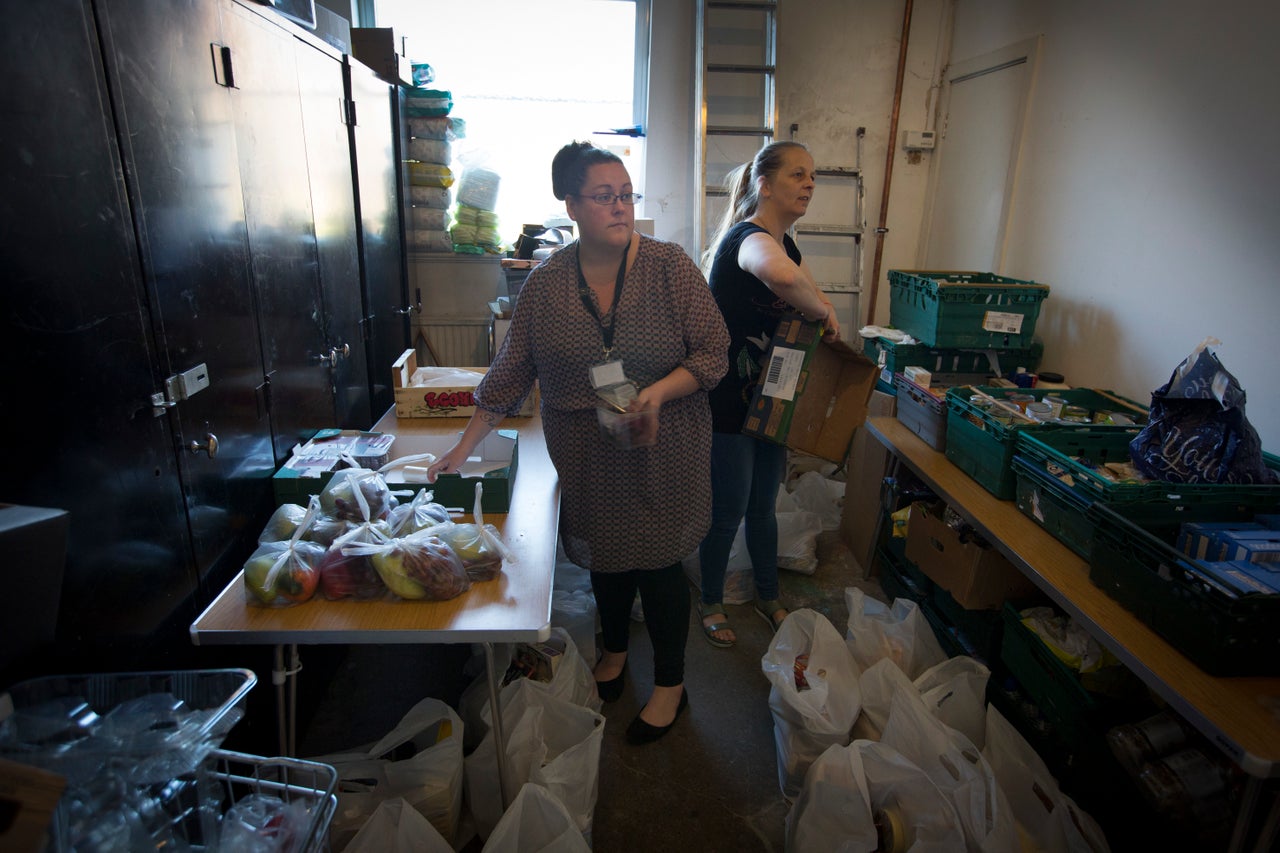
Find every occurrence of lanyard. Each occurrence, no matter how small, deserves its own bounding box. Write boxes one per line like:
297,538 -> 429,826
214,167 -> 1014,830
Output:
576,246 -> 628,358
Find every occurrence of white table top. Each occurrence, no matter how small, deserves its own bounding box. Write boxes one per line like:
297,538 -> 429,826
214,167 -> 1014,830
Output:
190,409 -> 560,646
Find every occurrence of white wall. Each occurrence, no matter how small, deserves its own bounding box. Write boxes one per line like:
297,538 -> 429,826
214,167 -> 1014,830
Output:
645,0 -> 698,249
650,0 -> 1279,449
949,0 -> 1280,449
647,0 -> 951,318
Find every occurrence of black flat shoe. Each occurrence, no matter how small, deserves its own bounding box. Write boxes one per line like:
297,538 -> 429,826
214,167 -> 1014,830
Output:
626,689 -> 689,745
595,664 -> 627,703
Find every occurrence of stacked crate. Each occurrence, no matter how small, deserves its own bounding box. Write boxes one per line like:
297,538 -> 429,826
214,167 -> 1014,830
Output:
881,269 -> 1050,454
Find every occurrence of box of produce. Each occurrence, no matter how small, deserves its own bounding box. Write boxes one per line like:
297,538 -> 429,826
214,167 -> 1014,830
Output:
392,349 -> 536,419
274,429 -> 518,515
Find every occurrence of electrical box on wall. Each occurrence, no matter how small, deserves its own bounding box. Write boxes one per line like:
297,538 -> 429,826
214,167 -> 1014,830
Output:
903,130 -> 936,151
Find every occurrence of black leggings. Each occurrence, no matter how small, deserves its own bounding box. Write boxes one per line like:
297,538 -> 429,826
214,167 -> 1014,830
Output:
590,562 -> 690,688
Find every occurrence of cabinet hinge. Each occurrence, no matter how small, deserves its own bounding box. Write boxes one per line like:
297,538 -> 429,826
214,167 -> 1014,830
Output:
342,97 -> 357,126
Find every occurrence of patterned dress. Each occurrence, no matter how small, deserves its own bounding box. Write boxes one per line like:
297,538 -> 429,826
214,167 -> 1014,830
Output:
475,235 -> 730,572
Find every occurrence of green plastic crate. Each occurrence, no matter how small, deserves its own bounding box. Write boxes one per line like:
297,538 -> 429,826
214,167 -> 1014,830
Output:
863,335 -> 1043,394
931,585 -> 1005,664
1013,430 -> 1280,557
999,603 -> 1111,748
1086,501 -> 1280,676
876,547 -> 931,605
888,270 -> 1050,348
944,386 -> 1148,500
879,537 -> 934,600
920,599 -> 971,659
1012,454 -> 1101,558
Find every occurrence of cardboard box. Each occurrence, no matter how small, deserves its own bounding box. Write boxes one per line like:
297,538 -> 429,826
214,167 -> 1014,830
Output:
1215,529 -> 1280,562
904,501 -> 1037,610
392,349 -> 536,419
273,429 -> 519,515
840,390 -> 897,576
502,635 -> 568,686
743,315 -> 879,463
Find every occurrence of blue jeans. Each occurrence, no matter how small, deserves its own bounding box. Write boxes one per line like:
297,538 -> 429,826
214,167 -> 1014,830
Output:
699,433 -> 787,606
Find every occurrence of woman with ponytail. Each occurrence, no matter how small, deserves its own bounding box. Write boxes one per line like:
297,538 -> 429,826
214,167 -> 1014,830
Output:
696,141 -> 840,648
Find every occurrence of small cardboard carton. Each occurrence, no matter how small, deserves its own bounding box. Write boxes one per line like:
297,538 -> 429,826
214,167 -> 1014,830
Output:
392,348 -> 536,419
904,501 -> 1037,610
743,315 -> 879,463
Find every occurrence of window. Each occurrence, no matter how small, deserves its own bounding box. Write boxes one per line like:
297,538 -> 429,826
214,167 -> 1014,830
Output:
373,0 -> 649,243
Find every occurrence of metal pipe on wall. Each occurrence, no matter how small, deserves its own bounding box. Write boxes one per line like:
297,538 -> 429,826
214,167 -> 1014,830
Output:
865,0 -> 915,325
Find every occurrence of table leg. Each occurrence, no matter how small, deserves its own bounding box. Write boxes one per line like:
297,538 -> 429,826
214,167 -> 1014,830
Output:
483,642 -> 512,810
271,643 -> 302,757
272,644 -> 288,755
288,644 -> 300,757
1229,774 -> 1262,853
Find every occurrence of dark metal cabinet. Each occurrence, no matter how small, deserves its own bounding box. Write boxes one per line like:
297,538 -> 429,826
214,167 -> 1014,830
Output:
347,60 -> 411,415
1,0 -> 404,675
93,0 -> 278,609
295,39 -> 373,429
220,0 -> 335,461
1,0 -> 203,663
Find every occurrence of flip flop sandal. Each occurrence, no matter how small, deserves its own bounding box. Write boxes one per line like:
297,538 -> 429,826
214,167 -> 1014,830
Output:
697,602 -> 735,648
753,600 -> 787,634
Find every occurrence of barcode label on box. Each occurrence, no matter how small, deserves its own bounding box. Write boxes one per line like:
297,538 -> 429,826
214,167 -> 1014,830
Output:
762,346 -> 806,401
982,311 -> 1024,334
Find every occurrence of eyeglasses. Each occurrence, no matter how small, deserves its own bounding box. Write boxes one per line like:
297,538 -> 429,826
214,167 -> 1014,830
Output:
574,192 -> 643,206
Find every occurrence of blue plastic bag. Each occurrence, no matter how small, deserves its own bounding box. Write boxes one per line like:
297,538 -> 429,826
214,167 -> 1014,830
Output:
1129,338 -> 1276,485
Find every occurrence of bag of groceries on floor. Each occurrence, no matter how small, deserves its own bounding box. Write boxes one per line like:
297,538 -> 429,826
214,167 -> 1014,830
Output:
762,609 -> 862,800
844,586 -> 948,679
983,706 -> 1110,853
857,655 -> 990,748
345,796 -> 453,853
310,697 -> 465,850
464,678 -> 605,842
1130,337 -> 1277,485
879,687 -> 1019,851
481,783 -> 591,853
786,739 -> 966,852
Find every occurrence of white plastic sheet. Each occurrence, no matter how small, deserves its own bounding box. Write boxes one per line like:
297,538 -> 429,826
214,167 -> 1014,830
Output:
481,783 -> 592,853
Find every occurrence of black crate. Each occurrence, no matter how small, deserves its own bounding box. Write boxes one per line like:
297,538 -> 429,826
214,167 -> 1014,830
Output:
1087,501 -> 1280,676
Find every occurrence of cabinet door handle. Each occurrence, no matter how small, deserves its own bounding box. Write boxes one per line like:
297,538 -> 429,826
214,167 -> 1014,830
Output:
188,433 -> 219,458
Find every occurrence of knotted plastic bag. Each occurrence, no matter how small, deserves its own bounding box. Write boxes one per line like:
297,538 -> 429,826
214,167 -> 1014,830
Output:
1129,337 -> 1276,484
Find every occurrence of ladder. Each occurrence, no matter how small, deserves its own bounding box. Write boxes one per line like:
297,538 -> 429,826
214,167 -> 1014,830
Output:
789,125 -> 865,330
694,0 -> 779,255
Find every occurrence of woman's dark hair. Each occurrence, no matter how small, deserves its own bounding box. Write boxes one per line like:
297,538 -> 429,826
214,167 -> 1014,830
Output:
551,141 -> 624,201
701,140 -> 809,273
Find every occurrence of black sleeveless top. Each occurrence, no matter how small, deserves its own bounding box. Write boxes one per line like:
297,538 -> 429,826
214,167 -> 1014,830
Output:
706,220 -> 802,434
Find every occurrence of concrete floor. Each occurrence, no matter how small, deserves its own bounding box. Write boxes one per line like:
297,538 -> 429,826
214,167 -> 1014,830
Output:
589,531 -> 879,853
291,529 -> 879,852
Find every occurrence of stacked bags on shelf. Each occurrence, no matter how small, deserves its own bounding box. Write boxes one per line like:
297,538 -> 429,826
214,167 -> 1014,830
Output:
451,166 -> 504,254
404,74 -> 464,254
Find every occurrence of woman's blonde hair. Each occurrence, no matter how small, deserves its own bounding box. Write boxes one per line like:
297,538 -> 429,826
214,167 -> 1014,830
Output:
700,140 -> 809,274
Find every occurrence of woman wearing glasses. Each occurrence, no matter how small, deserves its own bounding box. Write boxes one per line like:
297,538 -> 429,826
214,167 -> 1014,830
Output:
696,141 -> 840,649
428,141 -> 729,744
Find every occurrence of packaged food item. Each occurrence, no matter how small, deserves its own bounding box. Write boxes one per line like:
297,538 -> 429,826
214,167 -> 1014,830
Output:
1107,710 -> 1194,775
